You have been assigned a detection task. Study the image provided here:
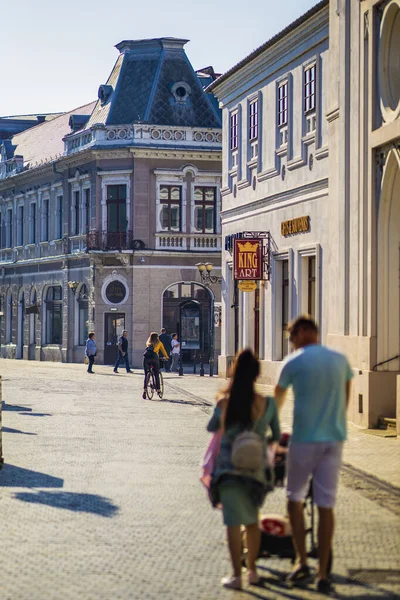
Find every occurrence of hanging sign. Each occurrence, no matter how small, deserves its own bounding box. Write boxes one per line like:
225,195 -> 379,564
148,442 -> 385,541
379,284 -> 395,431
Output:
238,280 -> 257,292
234,239 -> 263,280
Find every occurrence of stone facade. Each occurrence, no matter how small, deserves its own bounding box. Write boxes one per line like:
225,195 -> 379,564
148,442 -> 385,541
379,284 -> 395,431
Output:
0,38 -> 222,369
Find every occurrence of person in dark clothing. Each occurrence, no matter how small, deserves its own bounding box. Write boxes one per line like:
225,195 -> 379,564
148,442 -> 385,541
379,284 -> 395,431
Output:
113,330 -> 133,374
159,328 -> 172,372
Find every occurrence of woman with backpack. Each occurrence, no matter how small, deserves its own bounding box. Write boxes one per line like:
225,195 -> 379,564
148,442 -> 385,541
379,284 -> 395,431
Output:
142,332 -> 169,399
207,349 -> 280,590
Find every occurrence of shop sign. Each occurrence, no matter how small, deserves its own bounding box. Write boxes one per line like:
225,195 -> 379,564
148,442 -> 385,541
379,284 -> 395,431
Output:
234,239 -> 263,280
105,280 -> 127,304
281,216 -> 310,236
238,280 -> 257,292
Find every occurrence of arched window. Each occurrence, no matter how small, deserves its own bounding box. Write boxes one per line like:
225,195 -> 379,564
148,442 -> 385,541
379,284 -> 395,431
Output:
78,285 -> 89,346
6,290 -> 12,343
46,286 -> 62,344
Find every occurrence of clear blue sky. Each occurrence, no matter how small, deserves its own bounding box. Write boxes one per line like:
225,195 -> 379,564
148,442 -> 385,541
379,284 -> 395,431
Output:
2,0 -> 318,117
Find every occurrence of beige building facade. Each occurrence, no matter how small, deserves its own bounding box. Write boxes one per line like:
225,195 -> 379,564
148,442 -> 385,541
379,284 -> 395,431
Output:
211,0 -> 400,429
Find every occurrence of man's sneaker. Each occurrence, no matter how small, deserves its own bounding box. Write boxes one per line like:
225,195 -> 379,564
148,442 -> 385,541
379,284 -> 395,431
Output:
316,578 -> 334,595
113,369 -> 118,373
142,391 -> 146,399
286,565 -> 313,586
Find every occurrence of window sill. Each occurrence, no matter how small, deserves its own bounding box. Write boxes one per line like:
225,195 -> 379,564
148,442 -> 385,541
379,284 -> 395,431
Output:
276,145 -> 288,158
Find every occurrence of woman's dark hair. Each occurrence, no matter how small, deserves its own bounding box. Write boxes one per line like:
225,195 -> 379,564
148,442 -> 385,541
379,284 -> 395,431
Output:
224,349 -> 260,430
88,332 -> 95,339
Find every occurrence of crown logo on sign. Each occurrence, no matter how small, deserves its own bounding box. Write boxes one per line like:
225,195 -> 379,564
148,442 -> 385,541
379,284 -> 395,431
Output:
237,241 -> 259,252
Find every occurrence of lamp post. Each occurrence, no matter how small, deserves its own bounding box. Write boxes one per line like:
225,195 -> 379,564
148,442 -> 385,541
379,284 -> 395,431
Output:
195,263 -> 221,377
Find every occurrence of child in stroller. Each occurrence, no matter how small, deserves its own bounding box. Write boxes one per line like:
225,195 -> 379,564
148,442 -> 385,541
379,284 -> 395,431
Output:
243,433 -> 332,579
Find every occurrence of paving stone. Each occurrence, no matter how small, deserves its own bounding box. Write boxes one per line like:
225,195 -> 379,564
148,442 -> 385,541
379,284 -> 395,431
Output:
0,360 -> 399,599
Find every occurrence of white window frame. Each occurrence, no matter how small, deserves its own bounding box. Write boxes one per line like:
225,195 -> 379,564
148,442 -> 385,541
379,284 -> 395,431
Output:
98,171 -> 132,232
271,250 -> 293,361
297,244 -> 321,330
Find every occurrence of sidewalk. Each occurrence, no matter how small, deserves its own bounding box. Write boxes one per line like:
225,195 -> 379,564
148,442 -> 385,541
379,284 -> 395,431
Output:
166,373 -> 400,489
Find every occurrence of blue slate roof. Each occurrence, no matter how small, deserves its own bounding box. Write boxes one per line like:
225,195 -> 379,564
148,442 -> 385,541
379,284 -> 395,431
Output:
87,38 -> 221,129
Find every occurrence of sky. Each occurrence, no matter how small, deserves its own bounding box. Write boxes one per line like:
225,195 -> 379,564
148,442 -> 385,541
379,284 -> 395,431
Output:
2,0 -> 319,117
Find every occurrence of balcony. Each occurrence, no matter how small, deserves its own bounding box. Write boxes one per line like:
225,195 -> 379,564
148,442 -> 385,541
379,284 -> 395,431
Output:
86,231 -> 134,251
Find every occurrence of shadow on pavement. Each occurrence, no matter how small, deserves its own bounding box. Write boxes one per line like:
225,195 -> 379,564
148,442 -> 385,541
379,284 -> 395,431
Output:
2,402 -> 33,412
14,491 -> 119,517
0,464 -> 64,488
19,412 -> 52,417
2,426 -> 37,436
161,397 -> 211,407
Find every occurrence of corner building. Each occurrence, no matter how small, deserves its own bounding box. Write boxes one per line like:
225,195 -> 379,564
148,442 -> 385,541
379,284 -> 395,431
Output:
0,38 -> 222,368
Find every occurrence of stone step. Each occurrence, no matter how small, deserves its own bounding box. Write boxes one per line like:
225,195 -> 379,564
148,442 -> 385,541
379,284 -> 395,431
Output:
378,416 -> 397,431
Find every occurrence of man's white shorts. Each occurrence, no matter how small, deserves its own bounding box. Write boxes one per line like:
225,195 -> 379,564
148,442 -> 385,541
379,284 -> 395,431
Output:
286,441 -> 344,508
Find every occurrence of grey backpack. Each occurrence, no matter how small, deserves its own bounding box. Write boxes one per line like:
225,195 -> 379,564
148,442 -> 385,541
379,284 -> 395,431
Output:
231,422 -> 264,471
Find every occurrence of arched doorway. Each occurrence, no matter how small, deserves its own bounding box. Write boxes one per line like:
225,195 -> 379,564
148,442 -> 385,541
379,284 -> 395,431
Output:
377,148 -> 400,371
162,281 -> 213,362
28,288 -> 38,359
17,290 -> 25,359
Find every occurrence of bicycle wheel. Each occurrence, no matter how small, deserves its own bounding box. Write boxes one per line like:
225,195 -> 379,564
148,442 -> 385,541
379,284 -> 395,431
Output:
158,371 -> 164,399
145,371 -> 154,400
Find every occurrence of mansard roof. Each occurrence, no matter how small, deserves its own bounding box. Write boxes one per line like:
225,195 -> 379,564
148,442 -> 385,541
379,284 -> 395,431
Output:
9,102 -> 95,168
0,113 -> 63,140
87,37 -> 221,129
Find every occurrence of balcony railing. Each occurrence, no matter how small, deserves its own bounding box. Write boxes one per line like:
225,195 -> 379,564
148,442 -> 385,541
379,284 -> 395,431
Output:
86,230 -> 134,251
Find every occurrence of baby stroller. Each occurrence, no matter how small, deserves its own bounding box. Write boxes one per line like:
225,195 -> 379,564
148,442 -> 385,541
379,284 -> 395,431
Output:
242,433 -> 332,574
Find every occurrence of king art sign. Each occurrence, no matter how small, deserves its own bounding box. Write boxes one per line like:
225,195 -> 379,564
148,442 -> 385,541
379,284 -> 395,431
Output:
234,239 -> 263,280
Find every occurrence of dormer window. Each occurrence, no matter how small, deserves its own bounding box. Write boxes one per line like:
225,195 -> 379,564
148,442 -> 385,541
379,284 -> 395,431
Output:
171,81 -> 191,104
98,84 -> 113,106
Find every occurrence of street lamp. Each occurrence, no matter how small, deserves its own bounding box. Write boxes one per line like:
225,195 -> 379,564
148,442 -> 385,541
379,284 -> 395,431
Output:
195,262 -> 222,285
195,263 -> 222,377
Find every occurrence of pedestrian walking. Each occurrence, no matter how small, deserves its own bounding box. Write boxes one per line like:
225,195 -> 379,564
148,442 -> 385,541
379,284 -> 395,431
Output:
170,333 -> 180,372
159,327 -> 172,372
113,330 -> 133,374
85,332 -> 97,374
207,349 -> 280,590
274,316 -> 353,594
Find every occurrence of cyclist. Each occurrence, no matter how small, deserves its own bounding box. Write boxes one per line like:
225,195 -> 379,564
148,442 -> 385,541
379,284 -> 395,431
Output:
142,332 -> 169,399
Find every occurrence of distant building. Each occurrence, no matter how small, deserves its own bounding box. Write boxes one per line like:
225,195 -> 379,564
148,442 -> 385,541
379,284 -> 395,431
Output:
211,0 -> 400,431
0,38 -> 222,369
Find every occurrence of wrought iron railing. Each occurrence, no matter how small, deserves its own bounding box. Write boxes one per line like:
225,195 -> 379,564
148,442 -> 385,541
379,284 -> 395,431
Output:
86,230 -> 134,251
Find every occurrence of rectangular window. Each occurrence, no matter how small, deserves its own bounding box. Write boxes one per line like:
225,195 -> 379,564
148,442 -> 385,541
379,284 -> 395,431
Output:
307,256 -> 316,319
281,260 -> 289,358
107,184 -> 127,233
230,111 -> 238,151
304,64 -> 316,113
56,196 -> 63,239
278,82 -> 288,127
73,191 -> 80,235
6,208 -> 13,248
0,214 -> 2,248
159,185 -> 181,232
85,188 -> 90,233
42,199 -> 49,241
194,187 -> 216,233
17,206 -> 24,246
249,99 -> 258,141
30,203 -> 36,244
46,286 -> 62,345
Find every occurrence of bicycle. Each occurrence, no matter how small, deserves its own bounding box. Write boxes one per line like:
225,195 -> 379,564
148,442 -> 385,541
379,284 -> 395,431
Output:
143,359 -> 165,400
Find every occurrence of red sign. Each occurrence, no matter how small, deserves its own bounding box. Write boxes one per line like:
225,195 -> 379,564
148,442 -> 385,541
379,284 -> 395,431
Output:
234,239 -> 263,280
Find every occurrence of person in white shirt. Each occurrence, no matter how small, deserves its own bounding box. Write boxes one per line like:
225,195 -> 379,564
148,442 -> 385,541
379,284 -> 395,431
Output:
171,333 -> 180,372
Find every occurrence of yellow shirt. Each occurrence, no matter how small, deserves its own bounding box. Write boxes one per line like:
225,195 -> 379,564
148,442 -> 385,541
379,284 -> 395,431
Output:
147,340 -> 169,359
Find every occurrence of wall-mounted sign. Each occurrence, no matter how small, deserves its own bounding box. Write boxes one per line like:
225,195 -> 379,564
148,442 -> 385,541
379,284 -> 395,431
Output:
238,280 -> 257,292
281,216 -> 310,236
234,239 -> 263,280
105,280 -> 127,304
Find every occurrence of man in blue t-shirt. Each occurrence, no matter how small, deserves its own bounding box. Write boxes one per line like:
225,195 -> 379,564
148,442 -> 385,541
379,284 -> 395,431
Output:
275,316 -> 353,594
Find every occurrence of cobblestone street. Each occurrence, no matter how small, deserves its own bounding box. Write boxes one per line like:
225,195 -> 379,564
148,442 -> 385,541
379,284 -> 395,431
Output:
0,360 -> 399,599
